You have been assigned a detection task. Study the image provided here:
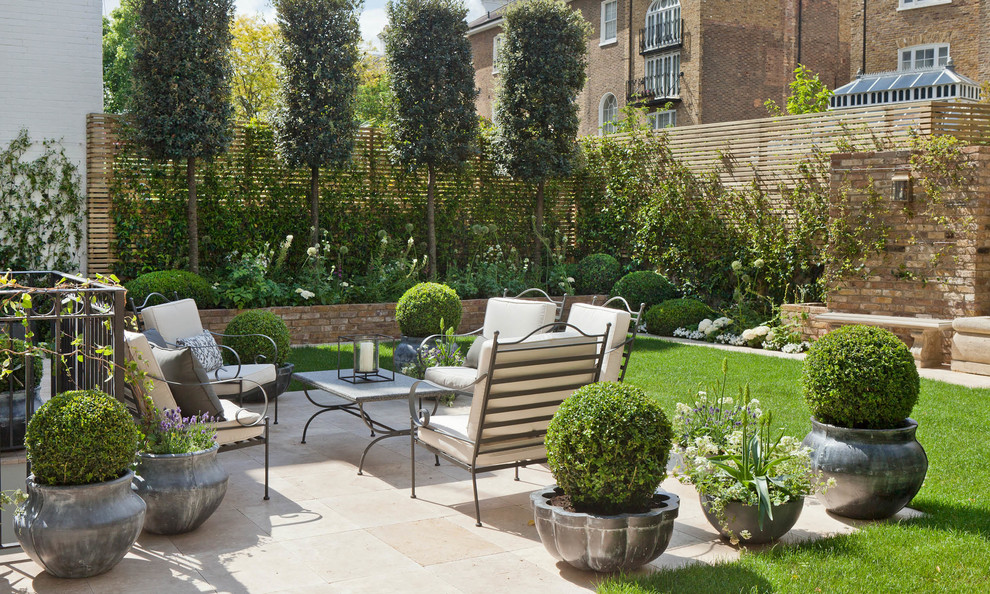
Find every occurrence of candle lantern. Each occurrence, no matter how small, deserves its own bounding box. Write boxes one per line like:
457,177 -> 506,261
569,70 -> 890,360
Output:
337,334 -> 395,383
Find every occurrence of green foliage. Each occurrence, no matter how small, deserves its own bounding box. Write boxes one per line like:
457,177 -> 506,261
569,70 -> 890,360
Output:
574,253 -> 622,295
0,336 -> 44,393
644,298 -> 713,336
401,320 -> 464,385
494,0 -> 591,183
132,0 -> 234,161
102,0 -> 138,114
545,382 -> 672,515
0,131 -> 85,271
125,270 -> 218,309
139,405 -> 217,455
345,231 -> 426,303
274,0 -> 361,170
764,64 -> 833,116
231,14 -> 283,123
25,390 -> 140,486
355,49 -> 392,127
803,325 -> 919,429
394,282 -> 462,337
611,270 -> 677,310
223,310 -> 292,366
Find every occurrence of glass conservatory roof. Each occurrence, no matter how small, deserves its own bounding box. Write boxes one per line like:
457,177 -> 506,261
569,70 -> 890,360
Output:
829,64 -> 982,109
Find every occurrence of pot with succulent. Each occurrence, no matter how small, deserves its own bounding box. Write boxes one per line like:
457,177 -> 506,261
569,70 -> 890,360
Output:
673,360 -> 826,544
801,325 -> 927,520
133,400 -> 228,535
532,382 -> 680,572
15,389 -> 145,578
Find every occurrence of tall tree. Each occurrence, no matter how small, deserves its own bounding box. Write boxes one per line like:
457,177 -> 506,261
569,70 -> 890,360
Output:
383,0 -> 478,279
230,15 -> 282,123
275,0 -> 362,247
494,0 -> 590,266
102,0 -> 138,113
131,0 -> 235,273
355,45 -> 391,127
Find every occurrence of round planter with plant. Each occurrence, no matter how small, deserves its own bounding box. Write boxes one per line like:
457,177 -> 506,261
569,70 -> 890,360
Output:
801,325 -> 927,520
16,389 -> 145,578
224,310 -> 293,402
133,403 -> 228,535
673,360 -> 822,544
574,253 -> 622,296
0,336 -> 44,450
393,282 -> 462,369
533,382 -> 679,572
125,270 -> 218,309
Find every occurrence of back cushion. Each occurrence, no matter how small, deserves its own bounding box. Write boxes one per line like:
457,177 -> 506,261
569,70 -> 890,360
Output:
140,298 -> 204,345
123,330 -> 179,412
482,298 -> 556,341
566,303 -> 632,382
152,346 -> 226,420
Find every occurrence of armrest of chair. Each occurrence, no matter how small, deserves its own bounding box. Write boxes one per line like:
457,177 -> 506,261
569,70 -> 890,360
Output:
419,327 -> 482,350
407,375 -> 486,429
210,330 -> 279,365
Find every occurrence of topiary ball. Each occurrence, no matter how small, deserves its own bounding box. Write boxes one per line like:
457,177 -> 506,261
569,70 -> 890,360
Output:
643,298 -> 713,336
611,271 -> 678,311
546,382 -> 673,515
575,254 -> 622,295
125,270 -> 217,309
803,325 -> 920,429
25,390 -> 139,486
224,310 -> 292,366
395,283 -> 462,337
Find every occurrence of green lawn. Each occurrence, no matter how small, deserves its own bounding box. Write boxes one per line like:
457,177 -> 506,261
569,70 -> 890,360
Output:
604,337 -> 990,594
288,336 -> 990,593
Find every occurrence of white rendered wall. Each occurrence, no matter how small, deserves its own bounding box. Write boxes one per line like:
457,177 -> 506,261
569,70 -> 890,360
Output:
0,0 -> 103,273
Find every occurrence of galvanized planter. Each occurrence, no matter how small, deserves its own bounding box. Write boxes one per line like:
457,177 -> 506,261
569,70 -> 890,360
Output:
15,471 -> 146,578
700,494 -> 804,544
531,485 -> 679,572
802,417 -> 928,520
392,336 -> 425,370
133,444 -> 229,535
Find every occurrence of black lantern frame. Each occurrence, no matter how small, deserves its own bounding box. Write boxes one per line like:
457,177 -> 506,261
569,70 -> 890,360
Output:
336,334 -> 395,383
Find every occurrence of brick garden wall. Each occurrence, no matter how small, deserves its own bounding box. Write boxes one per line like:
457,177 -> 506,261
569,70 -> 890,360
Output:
197,295 -> 605,346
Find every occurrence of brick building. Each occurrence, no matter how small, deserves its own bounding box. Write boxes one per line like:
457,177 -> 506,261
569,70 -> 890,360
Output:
468,0 -> 850,136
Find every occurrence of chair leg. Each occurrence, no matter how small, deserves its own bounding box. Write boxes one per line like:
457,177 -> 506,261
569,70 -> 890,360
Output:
410,428 -> 417,499
471,470 -> 482,527
514,465 -> 520,481
434,454 -> 440,467
274,394 -> 278,425
263,418 -> 270,501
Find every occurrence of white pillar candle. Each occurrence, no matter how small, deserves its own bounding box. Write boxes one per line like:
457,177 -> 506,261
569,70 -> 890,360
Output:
357,340 -> 376,373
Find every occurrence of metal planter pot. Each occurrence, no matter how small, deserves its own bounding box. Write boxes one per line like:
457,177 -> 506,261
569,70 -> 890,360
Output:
700,494 -> 804,544
15,471 -> 146,578
392,336 -> 425,370
531,485 -> 679,572
133,444 -> 229,535
802,417 -> 928,520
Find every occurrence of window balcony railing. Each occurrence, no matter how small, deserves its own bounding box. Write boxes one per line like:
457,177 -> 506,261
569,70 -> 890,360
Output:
626,76 -> 680,104
639,19 -> 682,54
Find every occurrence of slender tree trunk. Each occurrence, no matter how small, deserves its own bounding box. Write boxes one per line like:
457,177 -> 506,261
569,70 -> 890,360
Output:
533,179 -> 545,271
427,163 -> 438,280
310,165 -> 320,247
187,157 -> 199,274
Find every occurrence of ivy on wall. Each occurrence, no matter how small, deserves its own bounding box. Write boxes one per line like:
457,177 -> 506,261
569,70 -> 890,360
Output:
0,130 -> 85,271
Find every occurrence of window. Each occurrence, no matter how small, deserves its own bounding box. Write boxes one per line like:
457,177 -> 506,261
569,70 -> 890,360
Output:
899,44 -> 949,71
600,0 -> 618,45
645,51 -> 680,98
599,93 -> 618,135
492,34 -> 504,74
644,0 -> 680,51
899,0 -> 952,10
649,110 -> 676,130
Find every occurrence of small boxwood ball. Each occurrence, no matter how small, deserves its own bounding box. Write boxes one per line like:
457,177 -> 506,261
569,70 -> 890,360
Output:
546,382 -> 673,515
643,298 -> 713,336
803,325 -> 920,429
25,390 -> 140,486
575,254 -> 622,295
125,270 -> 218,309
611,270 -> 678,311
395,282 -> 462,338
224,310 -> 292,366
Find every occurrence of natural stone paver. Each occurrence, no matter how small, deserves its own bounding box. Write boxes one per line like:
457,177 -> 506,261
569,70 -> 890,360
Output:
0,390 -> 871,593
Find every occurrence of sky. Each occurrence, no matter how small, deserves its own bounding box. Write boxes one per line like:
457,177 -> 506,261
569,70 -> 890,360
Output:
102,0 -> 488,51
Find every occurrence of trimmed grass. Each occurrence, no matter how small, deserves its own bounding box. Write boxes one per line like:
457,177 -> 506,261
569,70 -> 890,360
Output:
603,337 -> 990,594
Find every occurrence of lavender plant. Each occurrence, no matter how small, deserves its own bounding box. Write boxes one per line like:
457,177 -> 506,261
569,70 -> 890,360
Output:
140,400 -> 218,455
672,358 -> 761,449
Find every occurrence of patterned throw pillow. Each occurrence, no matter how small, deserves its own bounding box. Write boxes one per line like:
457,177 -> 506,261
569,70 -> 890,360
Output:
176,330 -> 224,372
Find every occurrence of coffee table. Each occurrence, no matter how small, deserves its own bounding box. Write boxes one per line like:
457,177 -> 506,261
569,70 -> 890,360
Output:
293,370 -> 448,474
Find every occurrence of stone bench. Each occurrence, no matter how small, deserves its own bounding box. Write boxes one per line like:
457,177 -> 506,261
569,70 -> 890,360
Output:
950,317 -> 990,376
816,312 -> 954,368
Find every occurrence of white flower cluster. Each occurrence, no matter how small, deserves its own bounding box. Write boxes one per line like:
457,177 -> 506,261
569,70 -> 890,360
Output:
781,341 -> 812,354
715,333 -> 747,346
698,317 -> 733,337
740,325 -> 770,342
294,287 -> 315,300
673,327 -> 706,340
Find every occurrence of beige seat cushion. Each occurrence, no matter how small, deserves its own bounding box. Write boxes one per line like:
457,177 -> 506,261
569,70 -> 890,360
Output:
566,303 -> 632,382
424,366 -> 480,392
140,298 -> 205,345
482,297 -> 556,341
214,399 -> 265,445
417,414 -> 545,467
212,363 -> 277,397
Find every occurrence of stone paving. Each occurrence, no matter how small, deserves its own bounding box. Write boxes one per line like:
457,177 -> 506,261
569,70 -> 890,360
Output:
0,389 -> 907,593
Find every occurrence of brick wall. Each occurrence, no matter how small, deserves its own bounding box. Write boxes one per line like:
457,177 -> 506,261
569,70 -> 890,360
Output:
781,302 -> 831,342
195,295 -> 606,346
0,0 -> 103,273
